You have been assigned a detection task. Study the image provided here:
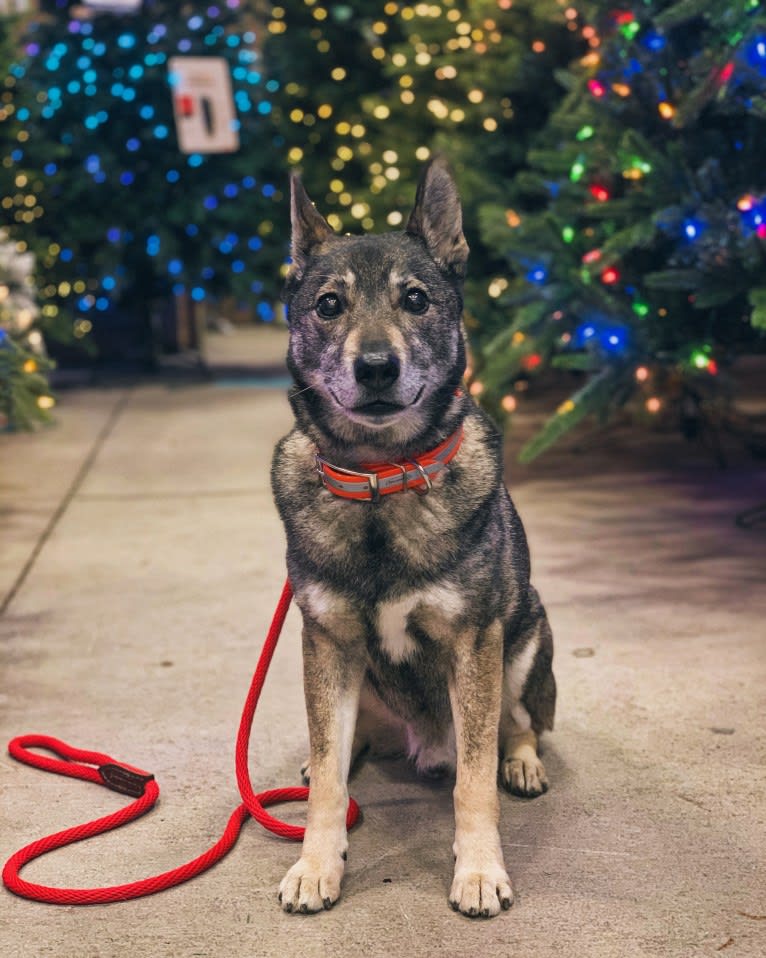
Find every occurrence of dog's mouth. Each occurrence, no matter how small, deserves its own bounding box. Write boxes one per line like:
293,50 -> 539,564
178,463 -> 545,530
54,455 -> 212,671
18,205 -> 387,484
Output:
349,385 -> 425,420
353,399 -> 405,417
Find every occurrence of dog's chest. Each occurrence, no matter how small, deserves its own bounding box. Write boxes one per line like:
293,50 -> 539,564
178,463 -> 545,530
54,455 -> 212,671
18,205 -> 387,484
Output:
301,487 -> 461,587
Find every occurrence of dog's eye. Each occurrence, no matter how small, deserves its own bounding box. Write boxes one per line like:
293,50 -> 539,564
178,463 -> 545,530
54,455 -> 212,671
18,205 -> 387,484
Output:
315,293 -> 343,320
403,288 -> 429,315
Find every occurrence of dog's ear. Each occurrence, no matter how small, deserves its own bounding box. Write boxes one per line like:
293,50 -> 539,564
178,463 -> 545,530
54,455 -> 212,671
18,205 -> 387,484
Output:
405,157 -> 469,275
289,174 -> 334,280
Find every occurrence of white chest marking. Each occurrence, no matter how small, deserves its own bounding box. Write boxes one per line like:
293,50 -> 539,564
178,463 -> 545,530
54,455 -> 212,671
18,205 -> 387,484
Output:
376,585 -> 464,664
376,594 -> 420,664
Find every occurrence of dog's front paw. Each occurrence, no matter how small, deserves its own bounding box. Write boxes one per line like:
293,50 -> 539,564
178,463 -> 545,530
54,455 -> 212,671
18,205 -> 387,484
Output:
500,754 -> 549,797
278,855 -> 344,914
449,864 -> 513,918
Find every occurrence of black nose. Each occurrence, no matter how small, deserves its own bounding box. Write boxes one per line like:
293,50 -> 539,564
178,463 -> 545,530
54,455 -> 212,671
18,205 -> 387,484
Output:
353,351 -> 400,390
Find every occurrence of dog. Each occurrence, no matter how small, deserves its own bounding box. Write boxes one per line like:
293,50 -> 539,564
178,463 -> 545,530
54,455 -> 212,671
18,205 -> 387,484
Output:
271,157 -> 555,918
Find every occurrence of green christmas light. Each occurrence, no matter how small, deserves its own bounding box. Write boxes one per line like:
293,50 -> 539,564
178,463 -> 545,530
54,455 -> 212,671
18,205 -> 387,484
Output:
576,125 -> 594,141
570,157 -> 586,182
562,225 -> 575,243
620,23 -> 640,41
632,301 -> 650,317
691,349 -> 710,369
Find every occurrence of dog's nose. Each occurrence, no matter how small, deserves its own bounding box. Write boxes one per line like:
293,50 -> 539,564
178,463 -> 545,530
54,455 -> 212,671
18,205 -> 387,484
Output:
353,350 -> 400,390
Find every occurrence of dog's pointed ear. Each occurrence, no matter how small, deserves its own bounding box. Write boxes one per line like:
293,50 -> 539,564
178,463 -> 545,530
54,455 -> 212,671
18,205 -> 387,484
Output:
405,157 -> 469,275
289,174 -> 334,280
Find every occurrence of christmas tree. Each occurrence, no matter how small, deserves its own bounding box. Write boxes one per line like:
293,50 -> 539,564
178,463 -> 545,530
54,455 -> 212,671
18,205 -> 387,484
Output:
261,0 -> 404,232
475,0 -> 766,460
1,9 -> 55,430
3,0 -> 284,363
263,0 -> 585,351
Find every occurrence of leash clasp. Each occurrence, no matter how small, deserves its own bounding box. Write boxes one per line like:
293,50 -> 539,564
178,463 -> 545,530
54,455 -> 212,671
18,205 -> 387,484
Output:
99,762 -> 155,798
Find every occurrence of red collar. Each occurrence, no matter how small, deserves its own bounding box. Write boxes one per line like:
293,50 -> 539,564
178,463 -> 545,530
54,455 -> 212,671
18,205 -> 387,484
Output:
315,425 -> 464,502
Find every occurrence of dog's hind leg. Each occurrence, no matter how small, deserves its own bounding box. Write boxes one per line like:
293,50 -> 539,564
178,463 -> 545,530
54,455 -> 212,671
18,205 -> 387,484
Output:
499,586 -> 556,797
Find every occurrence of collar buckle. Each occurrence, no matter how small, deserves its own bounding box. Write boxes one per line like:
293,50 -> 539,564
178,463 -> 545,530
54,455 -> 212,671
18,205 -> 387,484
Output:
315,453 -> 381,502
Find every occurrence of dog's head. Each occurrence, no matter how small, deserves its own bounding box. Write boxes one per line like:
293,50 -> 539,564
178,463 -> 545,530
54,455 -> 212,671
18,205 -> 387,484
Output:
283,158 -> 469,452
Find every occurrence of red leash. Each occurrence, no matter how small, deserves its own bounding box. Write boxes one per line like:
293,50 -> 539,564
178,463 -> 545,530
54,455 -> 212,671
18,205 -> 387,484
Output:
2,579 -> 360,905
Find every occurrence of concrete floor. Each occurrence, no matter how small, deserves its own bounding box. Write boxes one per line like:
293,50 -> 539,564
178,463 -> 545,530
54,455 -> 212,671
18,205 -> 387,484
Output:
1,327 -> 764,958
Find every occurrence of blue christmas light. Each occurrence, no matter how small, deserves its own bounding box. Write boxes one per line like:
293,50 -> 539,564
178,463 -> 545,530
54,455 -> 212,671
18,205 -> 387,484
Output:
44,162 -> 57,175
188,154 -> 204,168
120,172 -> 135,186
257,302 -> 275,322
191,287 -> 206,301
188,16 -> 204,30
601,327 -> 628,353
107,228 -> 121,243
60,249 -> 74,262
153,125 -> 169,139
644,31 -> 666,52
186,224 -> 199,237
166,169 -> 180,183
168,259 -> 183,275
117,34 -> 137,50
242,176 -> 256,188
126,137 -> 141,151
102,276 -> 116,290
257,101 -> 272,115
140,105 -> 155,120
203,195 -> 219,210
96,297 -> 110,311
232,260 -> 245,273
223,184 -> 239,198
146,235 -> 160,255
526,266 -> 547,284
247,237 -> 262,251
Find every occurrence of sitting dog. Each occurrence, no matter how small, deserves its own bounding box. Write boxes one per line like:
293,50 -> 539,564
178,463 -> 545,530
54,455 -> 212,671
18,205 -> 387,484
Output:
271,158 -> 555,918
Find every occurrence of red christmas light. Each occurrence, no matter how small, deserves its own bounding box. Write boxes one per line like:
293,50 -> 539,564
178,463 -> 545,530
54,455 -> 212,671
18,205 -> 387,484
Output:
600,267 -> 620,284
522,353 -> 543,371
582,248 -> 602,264
588,79 -> 606,97
589,184 -> 610,202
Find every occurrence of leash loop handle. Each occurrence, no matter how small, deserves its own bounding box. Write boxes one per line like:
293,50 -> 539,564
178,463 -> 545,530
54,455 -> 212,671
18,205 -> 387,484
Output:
3,579 -> 360,905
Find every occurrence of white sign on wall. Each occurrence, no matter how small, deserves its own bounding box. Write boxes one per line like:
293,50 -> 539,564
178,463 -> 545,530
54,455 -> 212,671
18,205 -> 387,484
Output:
83,0 -> 143,10
169,57 -> 239,155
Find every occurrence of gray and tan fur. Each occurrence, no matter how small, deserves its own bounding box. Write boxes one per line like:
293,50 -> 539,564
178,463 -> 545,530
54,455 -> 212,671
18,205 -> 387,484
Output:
271,158 -> 555,918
